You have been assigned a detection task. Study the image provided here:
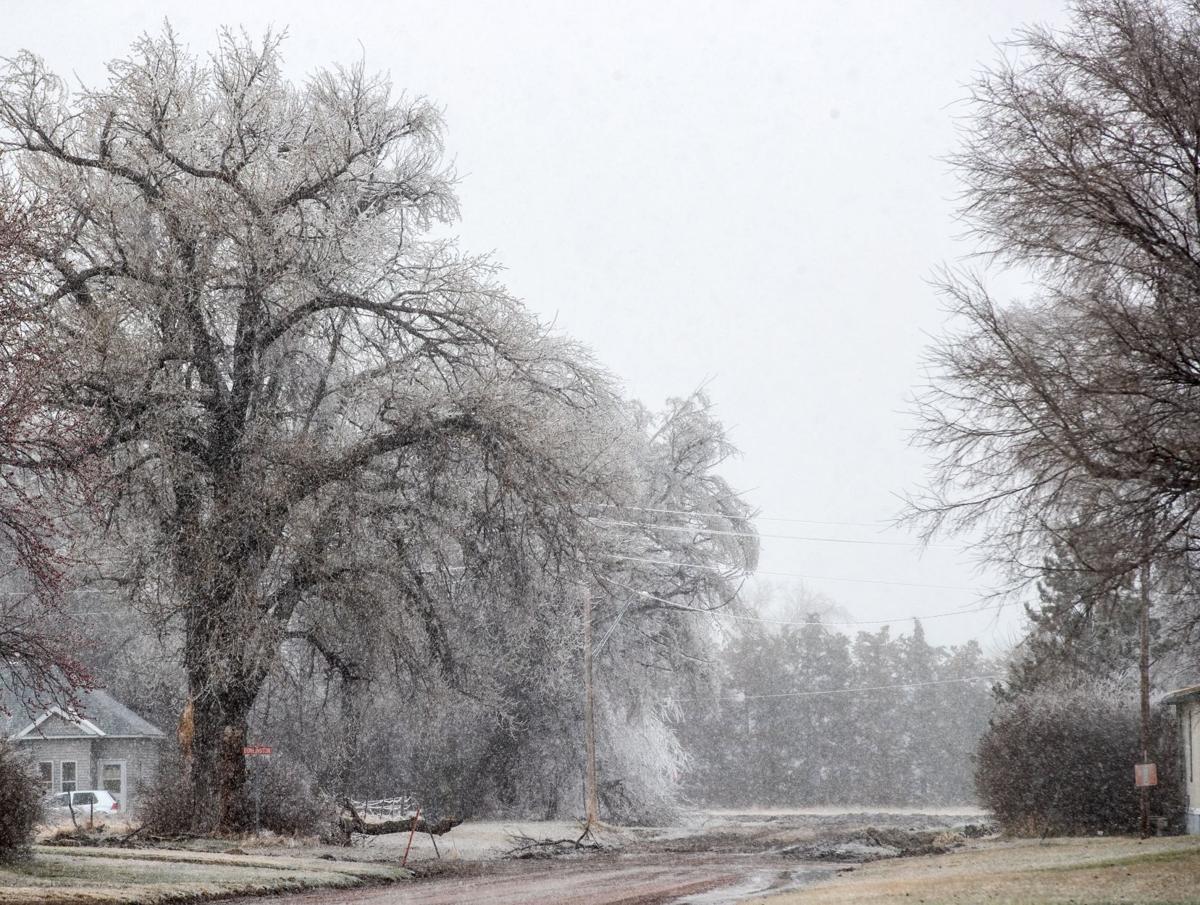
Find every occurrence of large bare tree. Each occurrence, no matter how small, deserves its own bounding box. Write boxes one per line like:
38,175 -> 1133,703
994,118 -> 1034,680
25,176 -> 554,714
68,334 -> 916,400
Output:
0,29 -> 616,828
912,0 -> 1200,607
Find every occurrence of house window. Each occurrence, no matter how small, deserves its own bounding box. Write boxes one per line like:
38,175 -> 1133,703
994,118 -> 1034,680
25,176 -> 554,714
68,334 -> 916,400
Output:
101,763 -> 122,797
60,761 -> 77,793
37,762 -> 52,793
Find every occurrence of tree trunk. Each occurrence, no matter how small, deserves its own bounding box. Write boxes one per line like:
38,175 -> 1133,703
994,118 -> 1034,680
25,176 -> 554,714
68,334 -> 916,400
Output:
582,593 -> 599,829
218,714 -> 250,831
179,530 -> 276,835
184,588 -> 260,834
188,690 -> 254,833
1138,563 -> 1152,839
331,679 -> 364,798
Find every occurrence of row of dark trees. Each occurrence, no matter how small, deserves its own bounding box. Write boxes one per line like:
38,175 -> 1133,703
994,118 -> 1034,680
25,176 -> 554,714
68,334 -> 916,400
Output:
678,617 -> 995,807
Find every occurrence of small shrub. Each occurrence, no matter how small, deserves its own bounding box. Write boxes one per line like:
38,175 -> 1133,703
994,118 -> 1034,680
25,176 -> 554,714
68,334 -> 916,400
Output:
140,746 -> 194,835
0,742 -> 42,861
976,679 -> 1183,835
244,754 -> 338,837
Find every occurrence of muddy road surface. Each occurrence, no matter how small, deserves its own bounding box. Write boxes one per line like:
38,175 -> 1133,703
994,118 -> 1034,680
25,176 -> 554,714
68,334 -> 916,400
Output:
227,809 -> 988,905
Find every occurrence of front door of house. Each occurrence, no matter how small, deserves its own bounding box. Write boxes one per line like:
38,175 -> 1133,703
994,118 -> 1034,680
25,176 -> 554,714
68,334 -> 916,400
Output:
100,761 -> 126,812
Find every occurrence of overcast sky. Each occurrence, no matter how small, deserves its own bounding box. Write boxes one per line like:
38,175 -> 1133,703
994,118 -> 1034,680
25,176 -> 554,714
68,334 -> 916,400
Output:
5,0 -> 1073,648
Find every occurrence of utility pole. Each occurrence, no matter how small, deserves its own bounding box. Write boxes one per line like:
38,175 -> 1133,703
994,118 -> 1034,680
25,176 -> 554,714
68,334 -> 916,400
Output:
582,592 -> 599,833
1138,563 -> 1152,839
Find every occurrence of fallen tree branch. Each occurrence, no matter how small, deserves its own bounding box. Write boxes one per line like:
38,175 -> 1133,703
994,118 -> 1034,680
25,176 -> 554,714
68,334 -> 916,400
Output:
339,799 -> 461,837
118,824 -> 147,845
504,832 -> 605,859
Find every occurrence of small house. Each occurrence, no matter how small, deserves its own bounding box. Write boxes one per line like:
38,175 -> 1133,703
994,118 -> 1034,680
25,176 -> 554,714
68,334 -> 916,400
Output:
1,688 -> 165,816
1163,684 -> 1200,835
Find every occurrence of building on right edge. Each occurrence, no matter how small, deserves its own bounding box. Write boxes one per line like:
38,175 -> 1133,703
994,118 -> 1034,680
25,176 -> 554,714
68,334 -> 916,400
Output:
1163,685 -> 1200,834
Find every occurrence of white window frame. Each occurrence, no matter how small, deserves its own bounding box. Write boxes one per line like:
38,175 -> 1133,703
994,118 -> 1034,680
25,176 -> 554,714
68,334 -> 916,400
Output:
60,760 -> 77,793
99,760 -> 126,808
36,761 -> 52,792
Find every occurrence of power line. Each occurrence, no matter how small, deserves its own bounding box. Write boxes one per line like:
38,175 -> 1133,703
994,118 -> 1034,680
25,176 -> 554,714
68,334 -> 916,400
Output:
603,554 -> 998,592
668,674 -> 1001,704
588,502 -> 889,529
735,604 -> 1015,627
588,518 -> 961,550
598,577 -> 1017,627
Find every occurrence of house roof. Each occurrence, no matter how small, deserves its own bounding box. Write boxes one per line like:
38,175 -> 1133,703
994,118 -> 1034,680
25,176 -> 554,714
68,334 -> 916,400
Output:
1,688 -> 165,741
1162,684 -> 1200,706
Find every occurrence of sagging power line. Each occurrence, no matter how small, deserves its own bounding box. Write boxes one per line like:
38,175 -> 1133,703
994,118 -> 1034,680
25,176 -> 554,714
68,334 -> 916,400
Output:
667,674 -> 1001,704
603,553 -> 998,592
587,517 -> 960,550
598,577 -> 1017,628
586,502 -> 890,529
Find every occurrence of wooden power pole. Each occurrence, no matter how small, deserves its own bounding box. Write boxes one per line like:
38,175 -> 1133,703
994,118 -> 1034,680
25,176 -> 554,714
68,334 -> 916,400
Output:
583,592 -> 599,832
1138,563 -> 1152,839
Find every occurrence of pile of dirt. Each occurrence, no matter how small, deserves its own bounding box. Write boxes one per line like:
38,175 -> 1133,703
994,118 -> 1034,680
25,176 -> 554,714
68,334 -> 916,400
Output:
779,825 -> 972,862
643,811 -> 997,859
961,822 -> 998,838
649,829 -> 779,855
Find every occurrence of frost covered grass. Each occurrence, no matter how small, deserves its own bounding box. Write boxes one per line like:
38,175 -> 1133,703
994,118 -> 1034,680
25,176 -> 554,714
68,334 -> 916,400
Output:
752,836 -> 1200,905
0,846 -> 409,904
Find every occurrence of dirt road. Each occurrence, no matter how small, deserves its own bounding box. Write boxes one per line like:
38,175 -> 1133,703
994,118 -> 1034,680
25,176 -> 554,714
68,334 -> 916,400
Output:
225,809 -> 985,905
222,854 -> 831,905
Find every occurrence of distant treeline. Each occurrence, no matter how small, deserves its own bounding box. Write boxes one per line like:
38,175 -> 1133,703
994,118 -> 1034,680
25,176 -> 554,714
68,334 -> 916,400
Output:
677,620 -> 995,807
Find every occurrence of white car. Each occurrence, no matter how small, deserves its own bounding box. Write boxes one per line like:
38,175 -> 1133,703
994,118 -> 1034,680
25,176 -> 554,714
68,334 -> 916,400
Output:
45,790 -> 121,817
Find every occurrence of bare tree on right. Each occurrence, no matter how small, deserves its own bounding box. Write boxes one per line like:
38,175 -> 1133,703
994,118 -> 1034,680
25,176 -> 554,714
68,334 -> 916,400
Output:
912,0 -> 1200,614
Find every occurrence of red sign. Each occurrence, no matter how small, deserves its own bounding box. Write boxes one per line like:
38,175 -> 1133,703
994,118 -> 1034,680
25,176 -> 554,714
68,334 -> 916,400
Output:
243,745 -> 272,757
1134,763 -> 1158,787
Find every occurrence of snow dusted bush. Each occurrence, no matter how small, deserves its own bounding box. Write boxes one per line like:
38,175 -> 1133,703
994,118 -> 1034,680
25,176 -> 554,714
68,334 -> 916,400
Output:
144,746 -> 337,837
243,754 -> 339,837
976,679 -> 1183,835
140,746 -> 195,835
0,742 -> 41,861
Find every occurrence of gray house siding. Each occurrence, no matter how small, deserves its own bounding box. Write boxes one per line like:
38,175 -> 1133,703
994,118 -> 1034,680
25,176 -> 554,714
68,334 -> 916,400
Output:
92,738 -> 161,814
36,714 -> 91,738
15,737 -> 93,790
3,689 -> 166,818
15,734 -> 163,816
